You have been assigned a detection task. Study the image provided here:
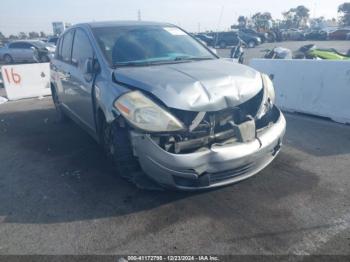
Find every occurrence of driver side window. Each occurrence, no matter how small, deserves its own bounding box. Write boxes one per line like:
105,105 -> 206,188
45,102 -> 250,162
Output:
71,29 -> 94,72
9,42 -> 24,49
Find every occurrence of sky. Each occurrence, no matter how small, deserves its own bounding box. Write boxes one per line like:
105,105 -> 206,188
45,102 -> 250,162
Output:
0,0 -> 346,36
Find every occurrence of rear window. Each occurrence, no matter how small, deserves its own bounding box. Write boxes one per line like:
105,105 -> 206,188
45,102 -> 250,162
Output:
71,29 -> 94,70
9,42 -> 25,48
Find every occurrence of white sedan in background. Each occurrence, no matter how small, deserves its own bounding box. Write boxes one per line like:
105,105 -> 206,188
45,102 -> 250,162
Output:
0,40 -> 55,64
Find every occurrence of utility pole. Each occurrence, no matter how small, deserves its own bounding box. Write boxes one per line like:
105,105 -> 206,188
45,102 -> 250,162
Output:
138,10 -> 141,21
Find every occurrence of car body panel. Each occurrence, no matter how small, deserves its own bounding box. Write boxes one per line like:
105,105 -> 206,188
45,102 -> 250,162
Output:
0,40 -> 54,63
50,21 -> 286,190
114,59 -> 263,112
329,29 -> 350,40
130,107 -> 286,190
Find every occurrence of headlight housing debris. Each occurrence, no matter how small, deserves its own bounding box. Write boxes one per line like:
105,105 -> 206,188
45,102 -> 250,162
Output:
114,91 -> 185,132
256,73 -> 276,119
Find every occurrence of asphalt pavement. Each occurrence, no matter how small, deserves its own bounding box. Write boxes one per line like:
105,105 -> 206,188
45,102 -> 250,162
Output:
0,40 -> 349,257
0,96 -> 349,256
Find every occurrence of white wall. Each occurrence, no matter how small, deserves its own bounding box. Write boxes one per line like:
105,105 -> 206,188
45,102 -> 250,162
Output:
1,63 -> 51,100
250,59 -> 350,124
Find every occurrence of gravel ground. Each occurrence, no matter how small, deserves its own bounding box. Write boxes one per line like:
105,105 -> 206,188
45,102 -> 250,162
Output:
0,96 -> 349,256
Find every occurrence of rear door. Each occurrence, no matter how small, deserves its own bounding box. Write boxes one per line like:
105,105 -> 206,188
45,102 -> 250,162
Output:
21,42 -> 36,61
68,28 -> 96,130
8,42 -> 24,62
52,29 -> 76,109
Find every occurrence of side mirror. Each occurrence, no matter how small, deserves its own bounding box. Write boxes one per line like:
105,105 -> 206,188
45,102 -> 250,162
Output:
84,58 -> 94,75
83,58 -> 100,82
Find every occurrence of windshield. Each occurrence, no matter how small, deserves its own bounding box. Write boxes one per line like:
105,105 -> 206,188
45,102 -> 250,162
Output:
92,25 -> 216,67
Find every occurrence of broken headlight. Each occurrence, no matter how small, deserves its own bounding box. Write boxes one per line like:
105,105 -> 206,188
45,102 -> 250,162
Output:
114,91 -> 185,132
256,74 -> 276,119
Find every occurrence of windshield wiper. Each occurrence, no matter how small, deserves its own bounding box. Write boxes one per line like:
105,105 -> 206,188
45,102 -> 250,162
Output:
174,56 -> 214,61
114,57 -> 214,68
114,61 -> 151,67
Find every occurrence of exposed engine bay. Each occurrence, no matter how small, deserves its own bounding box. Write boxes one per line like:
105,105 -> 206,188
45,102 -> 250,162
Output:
149,88 -> 280,154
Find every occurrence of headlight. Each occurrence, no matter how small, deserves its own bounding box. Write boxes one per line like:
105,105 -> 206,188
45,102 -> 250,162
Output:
114,91 -> 185,132
256,74 -> 276,119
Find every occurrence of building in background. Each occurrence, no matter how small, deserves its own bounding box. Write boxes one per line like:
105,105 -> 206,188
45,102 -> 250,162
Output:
52,22 -> 71,36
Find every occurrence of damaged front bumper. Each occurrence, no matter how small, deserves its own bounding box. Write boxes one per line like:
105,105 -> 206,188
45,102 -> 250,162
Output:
130,107 -> 286,190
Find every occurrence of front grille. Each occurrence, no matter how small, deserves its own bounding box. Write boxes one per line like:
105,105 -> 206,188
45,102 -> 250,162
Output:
209,163 -> 255,183
156,88 -> 265,154
173,162 -> 256,188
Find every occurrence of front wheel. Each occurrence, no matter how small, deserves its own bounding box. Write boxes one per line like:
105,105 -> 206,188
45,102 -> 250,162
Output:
3,54 -> 13,64
40,55 -> 50,63
101,119 -> 162,190
101,121 -> 140,182
248,41 -> 256,48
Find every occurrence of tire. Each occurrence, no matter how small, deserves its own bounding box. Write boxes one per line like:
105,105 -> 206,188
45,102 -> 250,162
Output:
51,85 -> 68,122
247,41 -> 256,48
219,41 -> 227,49
3,54 -> 13,64
40,55 -> 50,63
101,120 -> 141,182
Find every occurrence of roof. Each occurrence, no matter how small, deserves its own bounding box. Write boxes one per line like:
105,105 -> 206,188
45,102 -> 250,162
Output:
77,21 -> 174,28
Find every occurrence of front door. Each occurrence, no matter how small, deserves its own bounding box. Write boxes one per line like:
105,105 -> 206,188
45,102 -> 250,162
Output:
68,28 -> 96,131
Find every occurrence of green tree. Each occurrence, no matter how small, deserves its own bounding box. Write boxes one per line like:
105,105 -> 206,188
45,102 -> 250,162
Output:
252,12 -> 273,30
283,5 -> 310,28
40,31 -> 46,38
310,17 -> 326,29
338,3 -> 350,26
28,31 -> 40,39
18,32 -> 27,39
0,32 -> 5,40
238,16 -> 247,28
9,34 -> 18,40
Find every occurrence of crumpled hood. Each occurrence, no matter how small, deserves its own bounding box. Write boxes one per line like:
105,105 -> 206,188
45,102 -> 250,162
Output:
114,59 -> 263,112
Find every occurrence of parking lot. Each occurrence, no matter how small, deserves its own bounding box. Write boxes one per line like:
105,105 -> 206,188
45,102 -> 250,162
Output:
217,40 -> 350,64
0,41 -> 350,256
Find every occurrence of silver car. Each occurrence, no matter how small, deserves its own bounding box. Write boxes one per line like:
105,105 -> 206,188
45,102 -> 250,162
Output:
0,40 -> 55,64
50,21 -> 286,190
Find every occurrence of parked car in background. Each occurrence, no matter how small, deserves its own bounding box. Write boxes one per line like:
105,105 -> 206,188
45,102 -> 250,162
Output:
194,33 -> 214,46
0,40 -> 55,64
47,36 -> 59,45
346,32 -> 350,40
304,30 -> 328,40
238,31 -> 262,47
328,29 -> 350,40
50,21 -> 286,190
208,31 -> 241,48
239,28 -> 268,43
281,29 -> 305,41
